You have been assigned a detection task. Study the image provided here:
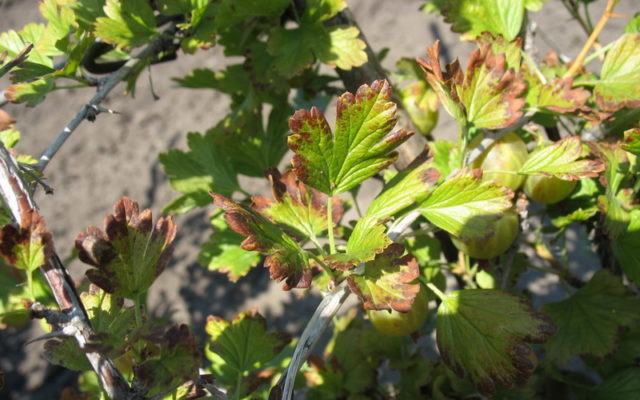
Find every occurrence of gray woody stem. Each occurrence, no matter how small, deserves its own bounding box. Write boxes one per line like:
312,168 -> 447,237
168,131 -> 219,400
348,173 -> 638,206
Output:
0,143 -> 138,399
35,31 -> 171,173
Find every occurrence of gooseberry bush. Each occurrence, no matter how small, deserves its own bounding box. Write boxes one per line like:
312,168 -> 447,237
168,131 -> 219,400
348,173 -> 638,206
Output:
1,0 -> 640,399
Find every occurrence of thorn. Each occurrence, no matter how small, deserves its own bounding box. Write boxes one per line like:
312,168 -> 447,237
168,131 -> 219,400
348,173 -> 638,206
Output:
85,104 -> 119,122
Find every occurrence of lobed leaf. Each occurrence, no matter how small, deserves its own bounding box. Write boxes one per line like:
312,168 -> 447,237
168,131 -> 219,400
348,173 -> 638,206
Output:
0,210 -> 53,274
612,209 -> 640,287
594,33 -> 640,112
134,324 -> 200,397
212,194 -> 312,290
436,289 -> 555,396
418,41 -> 526,130
419,169 -> 514,240
75,197 -> 176,300
289,80 -> 413,195
199,211 -> 261,282
518,136 -> 605,180
622,128 -> 640,156
527,77 -> 591,114
159,130 -> 240,214
205,310 -> 290,397
347,243 -> 420,312
542,270 -> 640,364
95,0 -> 157,48
253,169 -> 343,241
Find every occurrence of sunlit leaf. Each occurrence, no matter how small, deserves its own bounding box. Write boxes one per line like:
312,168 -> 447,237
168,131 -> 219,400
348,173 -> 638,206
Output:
612,209 -> 640,286
212,194 -> 312,290
253,169 -> 343,241
75,197 -> 176,300
95,0 -> 157,48
527,77 -> 590,114
0,210 -> 53,275
542,270 -> 640,364
289,80 -> 413,194
594,33 -> 640,112
622,128 -> 640,156
199,211 -> 261,282
518,136 -> 605,180
419,169 -> 514,240
436,289 -> 555,396
347,243 -> 420,312
3,77 -> 55,106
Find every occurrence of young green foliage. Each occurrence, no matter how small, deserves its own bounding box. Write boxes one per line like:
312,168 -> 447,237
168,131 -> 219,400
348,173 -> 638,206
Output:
542,270 -> 640,364
211,193 -> 312,290
594,33 -> 640,113
205,310 -> 290,398
612,209 -> 640,286
94,0 -> 158,48
288,80 -> 414,195
75,197 -> 176,300
419,169 -> 514,240
436,289 -> 555,396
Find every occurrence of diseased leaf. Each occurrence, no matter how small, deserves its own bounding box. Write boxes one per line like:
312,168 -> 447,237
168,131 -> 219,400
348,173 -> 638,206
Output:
347,243 -> 420,312
205,310 -> 290,398
75,197 -> 176,300
252,169 -> 343,241
212,194 -> 312,290
366,156 -> 440,220
199,211 -> 261,282
436,289 -> 555,396
527,77 -> 590,114
518,136 -> 605,180
622,128 -> 640,156
429,140 -> 461,180
474,32 -> 522,70
418,41 -> 526,130
289,80 -> 413,194
3,77 -> 55,106
594,33 -> 640,112
542,270 -> 640,364
419,169 -> 514,240
134,324 -> 200,397
159,130 -> 240,214
0,210 -> 53,274
95,0 -> 157,48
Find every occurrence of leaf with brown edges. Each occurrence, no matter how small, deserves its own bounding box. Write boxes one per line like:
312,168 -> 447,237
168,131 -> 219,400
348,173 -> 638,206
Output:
212,193 -> 311,290
252,168 -> 343,241
347,243 -> 420,312
75,197 -> 176,300
0,209 -> 53,274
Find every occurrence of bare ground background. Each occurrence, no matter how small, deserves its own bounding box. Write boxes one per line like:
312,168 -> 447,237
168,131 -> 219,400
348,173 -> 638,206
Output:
0,0 -> 635,398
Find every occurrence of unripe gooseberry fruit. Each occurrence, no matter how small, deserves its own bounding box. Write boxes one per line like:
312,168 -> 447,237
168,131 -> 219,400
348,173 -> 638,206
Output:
367,286 -> 430,336
400,81 -> 439,136
524,175 -> 577,204
470,132 -> 528,191
451,209 -> 519,259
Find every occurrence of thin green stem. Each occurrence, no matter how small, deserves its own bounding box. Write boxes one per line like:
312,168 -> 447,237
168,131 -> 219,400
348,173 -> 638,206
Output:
133,293 -> 143,328
327,196 -> 337,254
425,281 -> 446,301
27,271 -> 35,302
350,190 -> 363,218
583,40 -> 615,66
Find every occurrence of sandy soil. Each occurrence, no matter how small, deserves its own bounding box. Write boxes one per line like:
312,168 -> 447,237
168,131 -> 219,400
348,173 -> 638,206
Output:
0,0 -> 635,398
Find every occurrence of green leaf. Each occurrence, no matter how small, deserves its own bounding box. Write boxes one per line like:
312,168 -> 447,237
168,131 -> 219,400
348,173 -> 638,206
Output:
212,194 -> 312,290
159,130 -> 240,214
424,0 -> 527,40
622,128 -> 640,156
75,197 -> 176,300
518,136 -> 605,180
0,211 -> 53,275
253,169 -> 343,241
289,80 -> 413,195
205,310 -> 290,397
317,26 -> 367,70
69,0 -> 106,31
347,243 -> 420,312
436,289 -> 555,396
419,169 -> 514,240
39,0 -> 77,51
199,211 -> 261,282
134,324 -> 200,397
527,77 -> 590,114
612,209 -> 640,286
594,33 -> 640,112
156,0 -> 209,15
624,13 -> 640,33
591,368 -> 640,400
542,270 -> 640,364
215,0 -> 290,29
95,0 -> 157,48
0,127 -> 20,149
3,77 -> 55,106
366,156 -> 440,220
339,216 -> 391,268
429,140 -> 461,180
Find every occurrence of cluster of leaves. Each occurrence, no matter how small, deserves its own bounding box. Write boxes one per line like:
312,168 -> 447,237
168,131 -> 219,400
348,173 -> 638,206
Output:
2,0 -> 640,399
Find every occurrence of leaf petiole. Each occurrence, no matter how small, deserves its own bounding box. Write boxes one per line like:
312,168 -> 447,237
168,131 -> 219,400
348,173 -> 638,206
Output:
425,281 -> 446,301
326,195 -> 337,254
